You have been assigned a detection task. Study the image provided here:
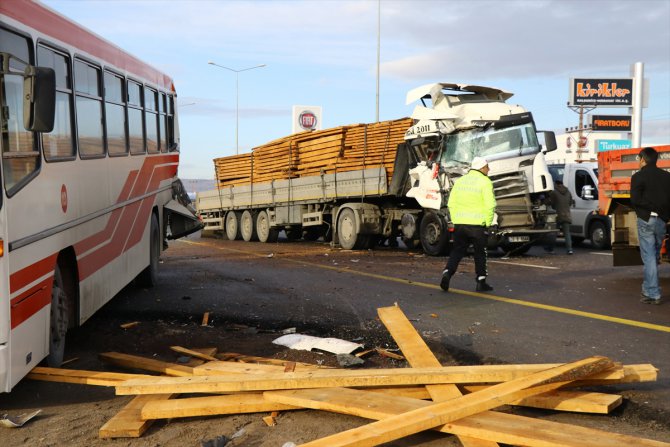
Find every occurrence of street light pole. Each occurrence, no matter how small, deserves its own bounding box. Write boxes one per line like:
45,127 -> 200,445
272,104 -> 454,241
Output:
208,61 -> 266,154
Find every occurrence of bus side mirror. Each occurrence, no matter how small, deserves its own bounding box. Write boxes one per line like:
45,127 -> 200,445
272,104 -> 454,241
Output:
23,66 -> 55,133
539,130 -> 557,152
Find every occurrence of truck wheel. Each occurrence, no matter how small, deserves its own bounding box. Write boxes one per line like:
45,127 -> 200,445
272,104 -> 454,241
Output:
240,210 -> 258,242
419,212 -> 450,256
225,211 -> 242,240
48,264 -> 69,367
337,208 -> 366,250
137,213 -> 160,288
589,220 -> 610,250
256,210 -> 279,243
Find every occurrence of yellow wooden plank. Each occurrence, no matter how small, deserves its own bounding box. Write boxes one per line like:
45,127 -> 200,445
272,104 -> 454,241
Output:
296,356 -> 615,447
141,393 -> 297,420
170,346 -> 218,362
264,387 -> 668,447
27,367 -> 150,386
378,305 -> 498,447
99,352 -> 194,377
99,394 -> 175,438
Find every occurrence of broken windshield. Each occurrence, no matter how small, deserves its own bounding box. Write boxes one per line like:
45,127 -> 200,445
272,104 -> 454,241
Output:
439,121 -> 540,168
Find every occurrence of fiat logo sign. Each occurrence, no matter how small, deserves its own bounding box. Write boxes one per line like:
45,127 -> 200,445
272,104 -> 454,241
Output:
298,111 -> 317,130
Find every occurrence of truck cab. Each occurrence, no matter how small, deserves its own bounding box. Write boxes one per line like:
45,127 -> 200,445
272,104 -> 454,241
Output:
547,162 -> 611,249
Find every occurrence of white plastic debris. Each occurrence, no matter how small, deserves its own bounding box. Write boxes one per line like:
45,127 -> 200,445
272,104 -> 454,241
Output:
273,334 -> 363,355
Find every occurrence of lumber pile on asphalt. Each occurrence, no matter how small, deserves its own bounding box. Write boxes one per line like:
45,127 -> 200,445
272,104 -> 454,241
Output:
213,118 -> 413,187
27,306 -> 667,446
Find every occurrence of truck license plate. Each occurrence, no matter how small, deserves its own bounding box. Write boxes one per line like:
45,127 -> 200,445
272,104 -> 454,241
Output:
509,236 -> 530,243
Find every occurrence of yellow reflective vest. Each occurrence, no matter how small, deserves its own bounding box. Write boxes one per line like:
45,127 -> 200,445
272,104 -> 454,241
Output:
447,169 -> 496,226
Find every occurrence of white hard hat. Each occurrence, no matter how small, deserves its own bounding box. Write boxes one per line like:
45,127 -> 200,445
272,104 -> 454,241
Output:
471,157 -> 488,170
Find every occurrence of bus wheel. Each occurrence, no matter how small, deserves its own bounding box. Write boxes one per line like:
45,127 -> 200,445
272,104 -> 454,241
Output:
137,213 -> 160,288
225,211 -> 241,240
240,210 -> 257,242
256,210 -> 279,243
590,220 -> 610,250
419,212 -> 450,256
337,208 -> 366,250
48,264 -> 69,367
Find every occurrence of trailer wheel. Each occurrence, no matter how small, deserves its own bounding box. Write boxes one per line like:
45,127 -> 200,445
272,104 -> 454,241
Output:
337,208 -> 366,250
48,263 -> 69,367
256,210 -> 279,243
240,210 -> 258,242
419,212 -> 450,256
225,211 -> 242,240
589,220 -> 610,250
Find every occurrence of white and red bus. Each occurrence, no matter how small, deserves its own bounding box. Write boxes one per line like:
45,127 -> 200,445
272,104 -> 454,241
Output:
0,1 -> 200,392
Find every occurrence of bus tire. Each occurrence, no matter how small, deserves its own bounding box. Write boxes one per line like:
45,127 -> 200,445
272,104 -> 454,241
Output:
240,210 -> 258,242
419,212 -> 450,256
48,264 -> 69,367
256,210 -> 279,243
137,213 -> 160,288
225,211 -> 242,240
589,220 -> 610,250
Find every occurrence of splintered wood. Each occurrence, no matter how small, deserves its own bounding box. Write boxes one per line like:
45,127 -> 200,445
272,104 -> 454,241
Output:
213,118 -> 412,187
27,306 -> 667,446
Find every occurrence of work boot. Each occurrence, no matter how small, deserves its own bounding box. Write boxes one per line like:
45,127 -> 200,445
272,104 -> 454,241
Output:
440,269 -> 452,292
476,278 -> 493,292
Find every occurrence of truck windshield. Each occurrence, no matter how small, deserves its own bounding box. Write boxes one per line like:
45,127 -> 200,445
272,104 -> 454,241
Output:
439,121 -> 540,168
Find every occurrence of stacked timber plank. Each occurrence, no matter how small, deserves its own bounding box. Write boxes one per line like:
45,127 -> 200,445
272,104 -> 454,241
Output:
213,118 -> 413,188
26,307 -> 668,446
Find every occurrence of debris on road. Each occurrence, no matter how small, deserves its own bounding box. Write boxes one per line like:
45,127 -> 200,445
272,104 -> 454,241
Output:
272,333 -> 363,355
0,410 -> 41,428
23,305 -> 666,446
119,321 -> 139,329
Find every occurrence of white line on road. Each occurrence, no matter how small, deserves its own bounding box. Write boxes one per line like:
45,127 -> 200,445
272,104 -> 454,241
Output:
487,260 -> 560,270
590,252 -> 613,256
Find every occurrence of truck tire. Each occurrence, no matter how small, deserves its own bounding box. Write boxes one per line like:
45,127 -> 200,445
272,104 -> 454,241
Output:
419,212 -> 450,256
337,208 -> 367,250
589,220 -> 610,250
240,210 -> 257,242
256,210 -> 279,243
48,263 -> 69,367
225,211 -> 242,240
136,213 -> 160,288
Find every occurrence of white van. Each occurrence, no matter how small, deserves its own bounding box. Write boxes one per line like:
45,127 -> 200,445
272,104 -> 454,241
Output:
547,162 -> 611,249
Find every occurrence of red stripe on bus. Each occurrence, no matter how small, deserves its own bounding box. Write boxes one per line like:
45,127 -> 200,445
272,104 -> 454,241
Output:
8,154 -> 178,328
0,1 -> 173,89
9,278 -> 53,330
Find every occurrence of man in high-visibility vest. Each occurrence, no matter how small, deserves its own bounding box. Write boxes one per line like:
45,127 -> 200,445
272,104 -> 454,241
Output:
440,156 -> 496,292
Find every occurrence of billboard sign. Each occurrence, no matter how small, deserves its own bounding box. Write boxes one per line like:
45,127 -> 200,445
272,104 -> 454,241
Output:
569,78 -> 633,107
597,139 -> 632,152
292,105 -> 323,133
591,115 -> 632,131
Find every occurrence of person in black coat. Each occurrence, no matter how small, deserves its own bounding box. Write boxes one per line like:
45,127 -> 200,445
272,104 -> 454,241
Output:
631,147 -> 670,304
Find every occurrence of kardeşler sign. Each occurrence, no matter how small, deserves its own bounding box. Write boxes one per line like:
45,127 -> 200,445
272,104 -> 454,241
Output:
569,78 -> 633,107
591,114 -> 632,131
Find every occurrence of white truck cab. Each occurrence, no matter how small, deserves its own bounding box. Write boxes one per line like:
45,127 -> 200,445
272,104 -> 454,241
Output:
547,162 -> 611,249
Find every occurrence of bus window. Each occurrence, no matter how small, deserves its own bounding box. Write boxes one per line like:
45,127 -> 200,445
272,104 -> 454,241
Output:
104,71 -> 128,156
74,59 -> 104,158
167,95 -> 176,151
159,92 -> 167,152
127,80 -> 145,154
1,28 -> 40,194
37,44 -> 75,160
145,87 -> 159,153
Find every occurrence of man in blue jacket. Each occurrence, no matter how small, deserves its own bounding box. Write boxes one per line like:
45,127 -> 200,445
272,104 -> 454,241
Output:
631,147 -> 670,304
440,156 -> 496,292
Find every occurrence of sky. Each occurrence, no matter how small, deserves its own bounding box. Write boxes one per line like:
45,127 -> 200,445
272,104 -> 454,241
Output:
42,0 -> 670,180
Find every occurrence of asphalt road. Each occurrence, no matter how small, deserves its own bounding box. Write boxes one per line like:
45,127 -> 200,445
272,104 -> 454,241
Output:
4,231 -> 668,445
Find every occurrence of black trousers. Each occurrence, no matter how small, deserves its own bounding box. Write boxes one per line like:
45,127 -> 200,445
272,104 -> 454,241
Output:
444,224 -> 488,278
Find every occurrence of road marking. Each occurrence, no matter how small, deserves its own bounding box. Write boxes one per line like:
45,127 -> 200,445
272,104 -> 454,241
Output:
182,240 -> 670,334
591,252 -> 613,256
487,260 -> 559,270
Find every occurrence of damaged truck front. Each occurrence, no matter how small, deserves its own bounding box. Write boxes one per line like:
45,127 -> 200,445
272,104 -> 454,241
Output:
402,83 -> 558,255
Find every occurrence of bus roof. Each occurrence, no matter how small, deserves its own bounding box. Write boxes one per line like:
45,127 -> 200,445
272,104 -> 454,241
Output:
0,0 -> 174,90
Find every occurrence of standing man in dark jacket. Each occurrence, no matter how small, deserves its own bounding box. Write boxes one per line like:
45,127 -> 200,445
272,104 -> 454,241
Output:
547,179 -> 575,254
631,147 -> 670,304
